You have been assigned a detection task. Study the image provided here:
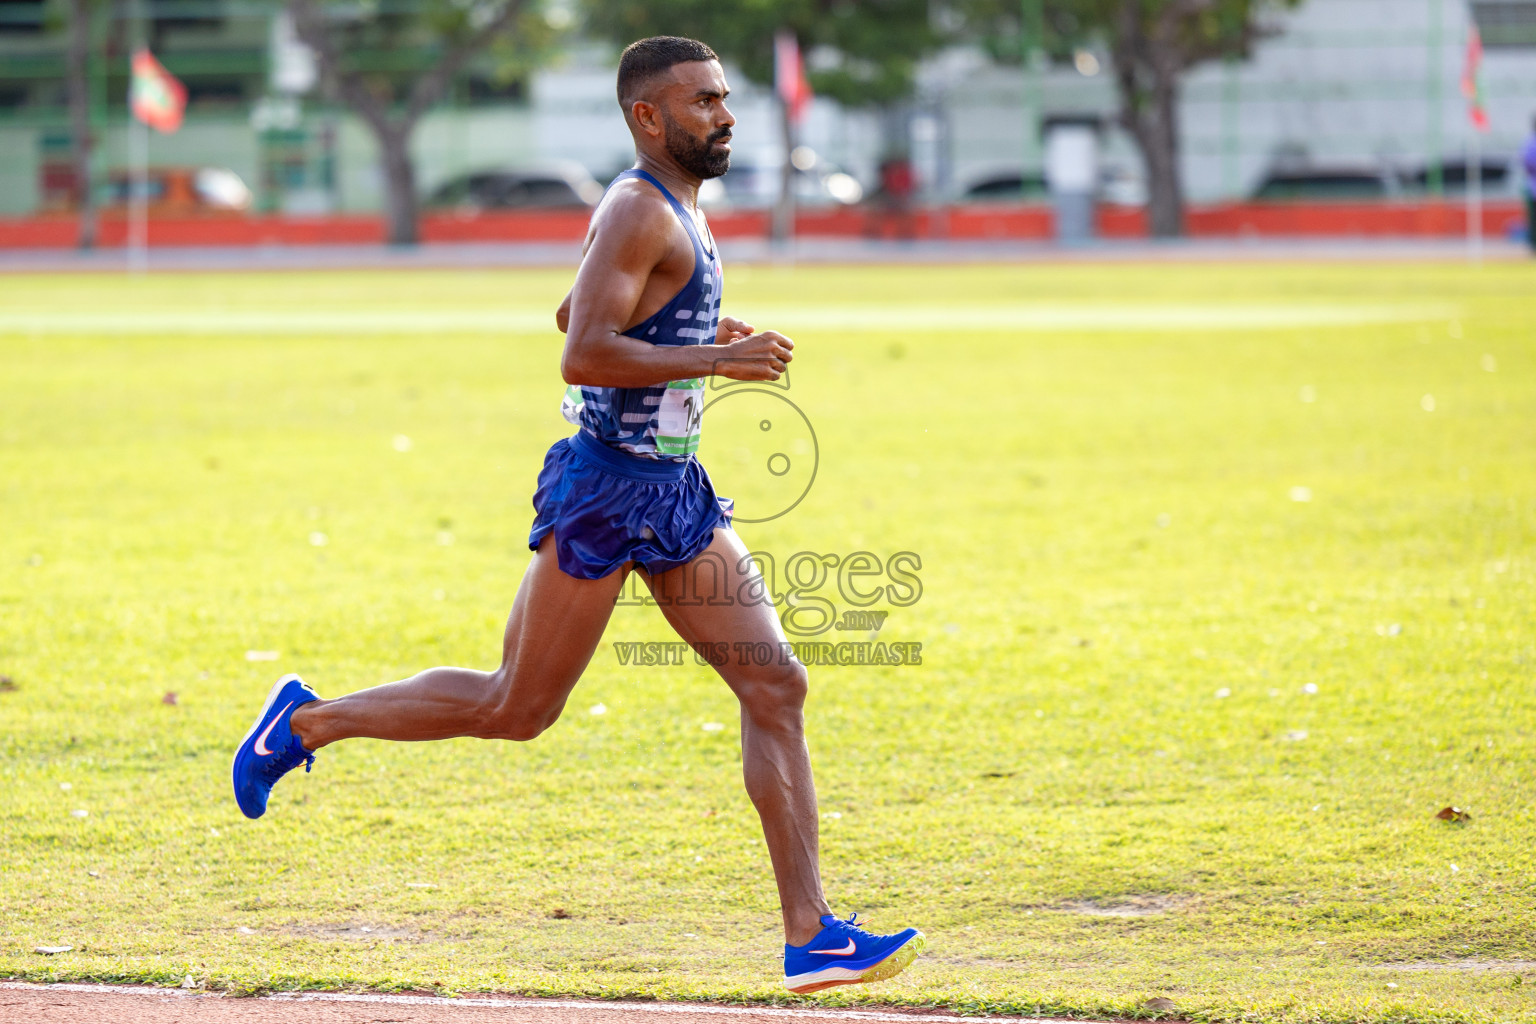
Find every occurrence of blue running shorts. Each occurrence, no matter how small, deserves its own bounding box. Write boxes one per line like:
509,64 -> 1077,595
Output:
528,429 -> 734,580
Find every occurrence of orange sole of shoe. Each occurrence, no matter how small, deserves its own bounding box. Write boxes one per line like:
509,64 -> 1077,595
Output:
785,932 -> 925,994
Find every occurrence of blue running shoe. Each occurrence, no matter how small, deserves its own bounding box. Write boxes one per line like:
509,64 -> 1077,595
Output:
232,674 -> 320,819
783,913 -> 925,993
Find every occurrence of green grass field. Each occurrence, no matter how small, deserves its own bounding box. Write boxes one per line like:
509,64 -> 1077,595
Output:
1,262 -> 1533,1023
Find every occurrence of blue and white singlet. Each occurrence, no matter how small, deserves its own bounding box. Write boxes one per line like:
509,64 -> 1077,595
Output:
561,168 -> 722,460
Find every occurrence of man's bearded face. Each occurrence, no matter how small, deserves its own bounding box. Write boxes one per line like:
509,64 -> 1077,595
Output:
662,108 -> 731,179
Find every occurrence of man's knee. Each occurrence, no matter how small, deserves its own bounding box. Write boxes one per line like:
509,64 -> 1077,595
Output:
480,682 -> 563,742
483,706 -> 560,742
736,659 -> 809,728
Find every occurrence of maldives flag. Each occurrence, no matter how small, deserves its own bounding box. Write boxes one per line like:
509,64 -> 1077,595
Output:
1461,25 -> 1489,132
774,31 -> 813,124
131,48 -> 187,133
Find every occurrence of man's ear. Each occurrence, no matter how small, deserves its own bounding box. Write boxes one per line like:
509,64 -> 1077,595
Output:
632,99 -> 663,138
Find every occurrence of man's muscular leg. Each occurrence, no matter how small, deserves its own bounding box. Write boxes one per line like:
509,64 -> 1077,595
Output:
641,529 -> 831,946
291,536 -> 627,748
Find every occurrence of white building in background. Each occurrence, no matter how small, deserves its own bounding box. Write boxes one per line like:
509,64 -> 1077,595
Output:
0,0 -> 1530,216
508,0 -> 1536,208
924,0 -> 1536,203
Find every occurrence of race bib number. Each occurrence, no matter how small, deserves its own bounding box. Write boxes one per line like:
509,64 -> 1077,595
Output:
655,378 -> 704,456
560,384 -> 585,426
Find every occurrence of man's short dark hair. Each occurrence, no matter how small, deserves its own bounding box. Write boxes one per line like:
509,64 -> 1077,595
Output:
617,36 -> 719,110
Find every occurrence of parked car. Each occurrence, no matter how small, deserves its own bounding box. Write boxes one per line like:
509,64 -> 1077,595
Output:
98,166 -> 253,215
964,173 -> 1048,201
700,159 -> 864,210
961,167 -> 1145,205
1249,166 -> 1403,201
1403,157 -> 1517,197
427,162 -> 604,210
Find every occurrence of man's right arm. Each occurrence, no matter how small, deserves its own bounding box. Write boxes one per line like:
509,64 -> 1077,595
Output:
560,188 -> 793,388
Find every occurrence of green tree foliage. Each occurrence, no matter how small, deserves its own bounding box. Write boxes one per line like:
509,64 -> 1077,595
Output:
579,0 -> 942,108
289,0 -> 563,244
961,0 -> 1302,237
582,1 -> 954,240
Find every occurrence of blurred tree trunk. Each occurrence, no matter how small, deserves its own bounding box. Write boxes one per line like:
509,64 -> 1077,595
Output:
954,0 -> 1297,238
771,97 -> 794,244
1142,80 -> 1184,237
1111,39 -> 1184,237
66,0 -> 97,250
376,124 -> 418,247
289,0 -> 528,246
1101,0 -> 1295,238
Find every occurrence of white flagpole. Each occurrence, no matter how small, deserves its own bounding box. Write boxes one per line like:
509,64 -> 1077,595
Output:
772,31 -> 798,255
1467,129 -> 1482,265
128,0 -> 147,273
128,108 -> 148,273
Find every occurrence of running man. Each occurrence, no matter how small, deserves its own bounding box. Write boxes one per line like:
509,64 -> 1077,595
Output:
231,36 -> 923,995
1523,113 -> 1536,255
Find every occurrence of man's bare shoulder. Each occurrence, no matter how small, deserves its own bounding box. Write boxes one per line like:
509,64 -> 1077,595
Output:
591,177 -> 678,237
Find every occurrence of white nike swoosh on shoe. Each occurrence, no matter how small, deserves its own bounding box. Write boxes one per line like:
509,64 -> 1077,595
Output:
816,939 -> 857,956
253,701 -> 294,756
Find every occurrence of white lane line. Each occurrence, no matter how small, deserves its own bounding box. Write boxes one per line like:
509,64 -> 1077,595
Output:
754,303 -> 1457,331
0,982 -> 1106,1022
0,303 -> 1456,335
0,311 -> 556,335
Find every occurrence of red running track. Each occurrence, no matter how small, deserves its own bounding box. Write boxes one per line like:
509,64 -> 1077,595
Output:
0,983 -> 1111,1024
